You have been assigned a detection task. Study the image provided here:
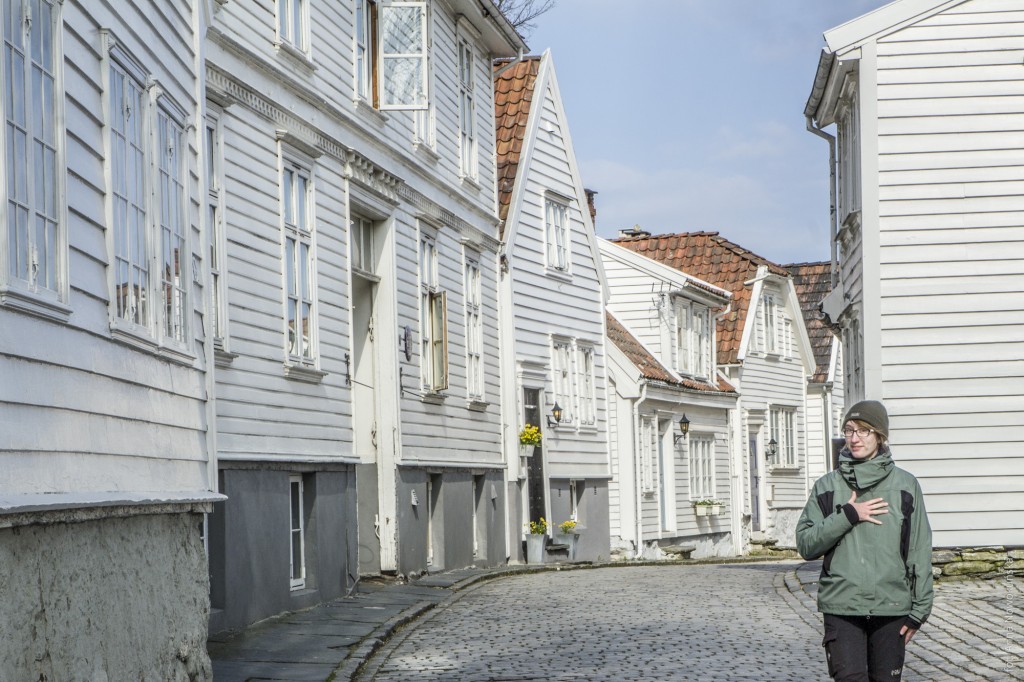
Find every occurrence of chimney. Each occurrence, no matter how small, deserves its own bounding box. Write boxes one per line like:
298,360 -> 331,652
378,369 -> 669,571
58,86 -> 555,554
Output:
618,224 -> 650,239
584,188 -> 598,226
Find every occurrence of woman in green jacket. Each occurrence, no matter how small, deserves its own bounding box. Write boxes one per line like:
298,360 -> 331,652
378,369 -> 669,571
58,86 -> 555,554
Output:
796,400 -> 933,682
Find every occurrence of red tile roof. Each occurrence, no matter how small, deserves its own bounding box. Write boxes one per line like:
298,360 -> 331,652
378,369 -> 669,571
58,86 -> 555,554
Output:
611,231 -> 791,366
606,312 -> 735,394
785,261 -> 837,384
493,56 -> 542,237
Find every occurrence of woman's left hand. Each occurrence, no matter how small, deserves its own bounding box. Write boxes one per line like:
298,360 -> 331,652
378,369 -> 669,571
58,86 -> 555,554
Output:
899,624 -> 917,645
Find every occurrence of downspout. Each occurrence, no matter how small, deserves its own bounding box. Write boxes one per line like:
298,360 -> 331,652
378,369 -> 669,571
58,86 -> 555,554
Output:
493,48 -> 526,78
634,381 -> 647,558
806,115 -> 838,289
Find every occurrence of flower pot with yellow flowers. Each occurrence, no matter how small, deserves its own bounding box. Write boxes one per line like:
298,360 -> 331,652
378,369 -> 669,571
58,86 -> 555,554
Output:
525,517 -> 547,564
518,424 -> 541,459
555,519 -> 579,560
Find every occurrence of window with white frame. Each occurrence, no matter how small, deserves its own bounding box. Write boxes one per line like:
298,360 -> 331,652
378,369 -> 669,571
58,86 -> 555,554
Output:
782,315 -> 793,359
2,0 -> 66,309
770,406 -> 797,467
545,198 -> 569,271
457,37 -> 476,178
464,256 -> 483,400
355,0 -> 428,111
760,292 -> 780,355
551,339 -> 573,424
351,214 -> 374,275
205,108 -> 228,347
640,416 -> 656,493
277,0 -> 308,52
420,233 -> 447,391
844,318 -> 863,403
289,474 -> 305,590
837,88 -> 861,224
688,435 -> 715,499
577,345 -> 595,426
413,2 -> 435,148
569,479 -> 580,522
282,159 -> 317,363
106,39 -> 191,349
674,299 -> 711,379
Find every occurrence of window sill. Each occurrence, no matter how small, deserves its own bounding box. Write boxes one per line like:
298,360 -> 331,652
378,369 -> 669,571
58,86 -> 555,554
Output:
459,174 -> 482,193
768,465 -> 802,475
544,268 -> 572,283
466,399 -> 489,412
274,39 -> 316,74
110,324 -> 197,366
421,391 -> 447,405
354,98 -> 388,126
0,286 -> 72,324
413,140 -> 440,164
214,344 -> 238,368
284,362 -> 327,384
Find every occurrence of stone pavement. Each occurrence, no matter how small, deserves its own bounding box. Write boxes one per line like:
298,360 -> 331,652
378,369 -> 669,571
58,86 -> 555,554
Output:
208,560 -> 1024,681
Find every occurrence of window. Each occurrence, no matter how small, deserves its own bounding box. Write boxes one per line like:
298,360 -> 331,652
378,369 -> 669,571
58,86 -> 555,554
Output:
289,475 -> 305,590
545,199 -> 569,271
577,345 -> 595,426
351,214 -> 374,275
688,435 -> 715,499
464,257 -> 483,400
277,0 -> 308,52
674,299 -> 711,378
551,339 -> 573,425
356,0 -> 428,111
2,0 -> 66,311
457,37 -> 476,178
770,406 -> 797,467
106,38 -> 191,349
472,474 -> 484,558
205,109 -> 228,348
837,88 -> 861,224
640,416 -> 656,493
568,479 -> 580,522
420,234 -> 447,391
761,293 -> 778,354
283,160 -> 316,363
844,318 -> 863,403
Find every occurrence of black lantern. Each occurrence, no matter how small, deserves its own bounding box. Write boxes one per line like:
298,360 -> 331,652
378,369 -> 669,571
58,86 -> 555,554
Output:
547,402 -> 563,427
767,438 -> 778,461
674,414 -> 691,444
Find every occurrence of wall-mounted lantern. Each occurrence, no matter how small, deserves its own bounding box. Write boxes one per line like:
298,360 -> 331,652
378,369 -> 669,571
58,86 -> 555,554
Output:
767,438 -> 778,461
546,402 -> 563,428
673,414 -> 691,444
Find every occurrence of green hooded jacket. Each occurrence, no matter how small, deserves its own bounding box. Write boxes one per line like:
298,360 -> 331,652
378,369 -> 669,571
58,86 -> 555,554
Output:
795,446 -> 934,627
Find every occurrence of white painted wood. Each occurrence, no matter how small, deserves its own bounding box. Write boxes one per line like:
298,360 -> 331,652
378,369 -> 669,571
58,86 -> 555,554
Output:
813,0 -> 1024,546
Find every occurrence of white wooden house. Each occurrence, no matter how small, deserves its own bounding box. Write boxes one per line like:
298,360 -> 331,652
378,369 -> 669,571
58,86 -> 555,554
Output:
600,240 -> 742,559
612,231 -> 817,548
786,261 -> 845,480
805,0 -> 1024,548
205,0 -> 524,632
0,1 -> 218,678
494,51 -> 611,563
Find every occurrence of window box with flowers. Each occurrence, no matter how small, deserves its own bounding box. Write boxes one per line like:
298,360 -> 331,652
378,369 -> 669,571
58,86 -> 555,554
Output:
692,499 -> 724,517
519,424 -> 541,458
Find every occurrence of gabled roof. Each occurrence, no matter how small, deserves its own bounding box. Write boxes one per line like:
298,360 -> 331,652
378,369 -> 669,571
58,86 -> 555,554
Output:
611,231 -> 791,366
785,261 -> 837,384
605,311 -> 735,394
823,0 -> 963,55
493,56 -> 541,234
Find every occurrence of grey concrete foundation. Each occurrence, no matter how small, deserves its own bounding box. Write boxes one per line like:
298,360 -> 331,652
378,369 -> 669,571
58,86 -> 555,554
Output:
208,466 -> 356,636
0,510 -> 212,681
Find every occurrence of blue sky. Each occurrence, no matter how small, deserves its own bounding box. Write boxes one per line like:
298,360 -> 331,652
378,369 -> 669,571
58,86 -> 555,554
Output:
527,0 -> 892,265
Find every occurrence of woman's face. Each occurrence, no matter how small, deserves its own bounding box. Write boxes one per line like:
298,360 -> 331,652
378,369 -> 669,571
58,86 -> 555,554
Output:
843,421 -> 880,460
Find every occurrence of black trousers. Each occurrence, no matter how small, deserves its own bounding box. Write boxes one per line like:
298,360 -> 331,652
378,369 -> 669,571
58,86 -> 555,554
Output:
822,614 -> 907,682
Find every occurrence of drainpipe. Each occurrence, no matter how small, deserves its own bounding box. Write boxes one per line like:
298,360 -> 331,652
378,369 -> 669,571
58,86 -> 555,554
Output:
493,48 -> 526,78
634,382 -> 647,558
806,115 -> 838,289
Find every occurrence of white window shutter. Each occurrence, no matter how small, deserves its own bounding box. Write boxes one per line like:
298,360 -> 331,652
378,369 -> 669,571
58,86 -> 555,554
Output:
379,1 -> 428,110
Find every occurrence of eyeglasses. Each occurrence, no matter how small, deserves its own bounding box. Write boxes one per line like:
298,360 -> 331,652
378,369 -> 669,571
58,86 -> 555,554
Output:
843,428 -> 874,439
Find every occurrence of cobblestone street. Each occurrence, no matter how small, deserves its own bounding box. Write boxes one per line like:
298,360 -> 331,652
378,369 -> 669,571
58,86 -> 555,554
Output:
358,561 -> 1024,681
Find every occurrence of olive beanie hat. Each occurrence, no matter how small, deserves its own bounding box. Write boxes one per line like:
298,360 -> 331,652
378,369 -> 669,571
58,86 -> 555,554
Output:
843,400 -> 889,439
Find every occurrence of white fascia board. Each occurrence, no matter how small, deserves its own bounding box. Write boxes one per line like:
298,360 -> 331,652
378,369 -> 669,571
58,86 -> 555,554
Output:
450,0 -> 527,55
606,336 -> 644,399
827,335 -> 839,384
815,55 -> 858,128
781,277 -> 818,377
544,52 -> 611,303
644,384 -> 737,411
737,265 -> 767,362
824,0 -> 965,54
500,54 -> 548,254
598,238 -> 731,305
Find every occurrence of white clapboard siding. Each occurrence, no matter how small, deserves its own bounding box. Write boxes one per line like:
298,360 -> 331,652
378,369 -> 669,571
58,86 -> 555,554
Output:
505,55 -> 609,477
211,0 -> 501,215
0,0 -> 212,501
833,0 -> 1024,545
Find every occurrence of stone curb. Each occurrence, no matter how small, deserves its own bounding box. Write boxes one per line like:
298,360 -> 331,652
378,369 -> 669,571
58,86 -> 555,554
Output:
329,599 -> 438,682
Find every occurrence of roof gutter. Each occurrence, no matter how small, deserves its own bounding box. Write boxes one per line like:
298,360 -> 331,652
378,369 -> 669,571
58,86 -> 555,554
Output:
493,47 -> 526,78
804,50 -> 839,289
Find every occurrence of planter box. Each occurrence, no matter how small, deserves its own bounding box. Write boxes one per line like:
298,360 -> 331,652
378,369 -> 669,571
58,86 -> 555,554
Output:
518,444 -> 537,458
694,505 -> 709,517
525,534 -> 545,564
708,504 -> 723,517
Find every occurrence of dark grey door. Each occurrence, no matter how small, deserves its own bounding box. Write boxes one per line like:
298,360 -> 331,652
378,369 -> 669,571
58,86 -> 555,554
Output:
524,388 -> 546,524
749,433 -> 762,532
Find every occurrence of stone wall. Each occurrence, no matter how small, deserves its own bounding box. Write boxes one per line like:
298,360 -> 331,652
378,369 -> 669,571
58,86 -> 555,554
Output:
932,547 -> 1024,580
0,510 -> 211,681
